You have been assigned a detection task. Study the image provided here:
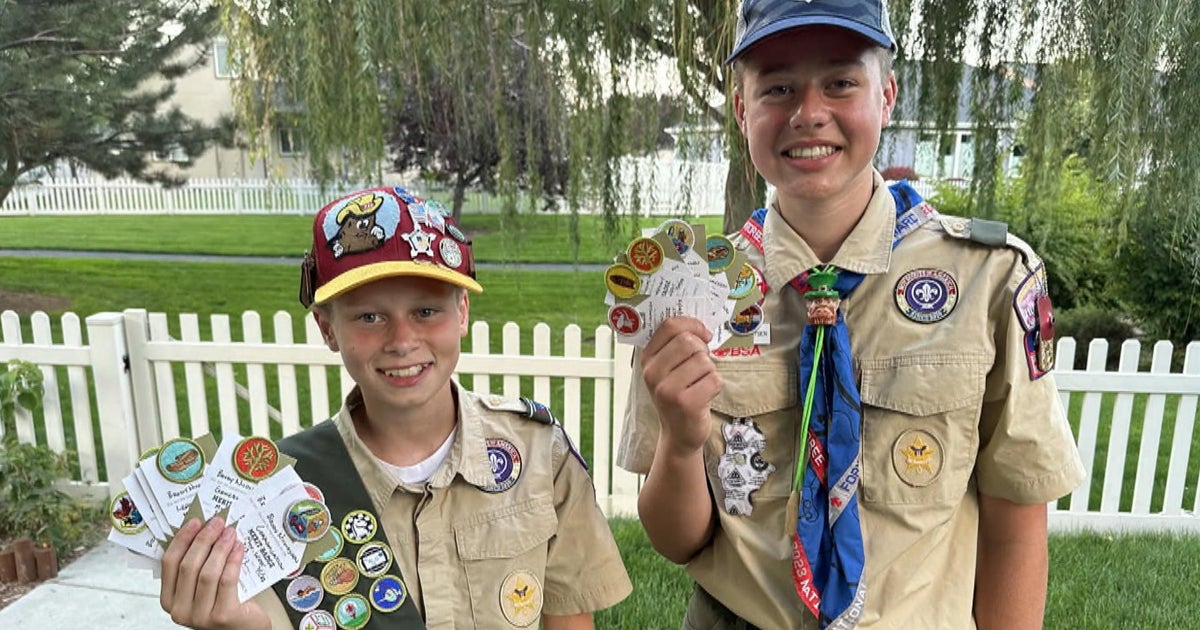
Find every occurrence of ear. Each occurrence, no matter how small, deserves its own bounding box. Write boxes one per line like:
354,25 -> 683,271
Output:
312,310 -> 339,352
458,292 -> 470,337
881,71 -> 898,128
734,90 -> 748,135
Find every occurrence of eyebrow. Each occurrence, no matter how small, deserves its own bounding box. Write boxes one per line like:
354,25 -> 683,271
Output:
755,57 -> 867,78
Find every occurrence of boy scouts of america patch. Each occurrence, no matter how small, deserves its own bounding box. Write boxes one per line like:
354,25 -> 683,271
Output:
483,438 -> 523,493
892,429 -> 944,487
500,569 -> 544,626
716,418 -> 775,516
894,268 -> 958,323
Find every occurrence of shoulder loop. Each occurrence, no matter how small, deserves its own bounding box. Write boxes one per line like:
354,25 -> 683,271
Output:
937,216 -> 1008,246
479,393 -> 558,426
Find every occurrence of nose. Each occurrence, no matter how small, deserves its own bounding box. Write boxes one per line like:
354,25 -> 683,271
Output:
789,84 -> 829,129
383,317 -> 419,354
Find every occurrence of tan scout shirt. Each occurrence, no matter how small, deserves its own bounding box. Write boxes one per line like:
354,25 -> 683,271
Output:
257,385 -> 632,629
617,174 -> 1085,630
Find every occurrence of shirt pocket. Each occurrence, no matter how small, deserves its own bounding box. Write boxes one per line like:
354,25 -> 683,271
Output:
455,498 -> 557,627
709,359 -> 796,501
859,356 -> 986,506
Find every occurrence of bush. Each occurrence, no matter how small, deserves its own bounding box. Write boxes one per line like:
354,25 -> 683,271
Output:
881,165 -> 920,181
1054,305 -> 1139,369
0,437 -> 101,557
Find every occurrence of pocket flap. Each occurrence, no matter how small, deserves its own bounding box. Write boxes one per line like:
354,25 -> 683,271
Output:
455,498 -> 557,560
860,358 -> 986,416
710,360 -> 796,418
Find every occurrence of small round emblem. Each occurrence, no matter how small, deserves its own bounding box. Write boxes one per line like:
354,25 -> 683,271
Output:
607,304 -> 642,336
626,237 -> 664,273
303,482 -> 325,503
315,528 -> 344,563
482,438 -> 523,493
284,499 -> 331,543
604,263 -> 641,299
156,438 -> 205,483
894,268 -> 958,323
109,492 -> 146,535
658,219 -> 694,255
706,235 -> 735,273
341,510 -> 378,544
232,436 -> 279,481
728,304 -> 764,336
370,575 -> 408,613
439,237 -> 463,268
285,575 -> 324,612
333,593 -> 372,630
299,609 -> 337,630
728,263 -> 758,299
446,222 -> 469,243
321,557 -> 360,596
499,569 -> 543,627
892,429 -> 945,487
356,541 -> 393,578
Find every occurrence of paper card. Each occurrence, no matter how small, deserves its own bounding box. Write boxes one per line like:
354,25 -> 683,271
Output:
234,482 -> 313,602
106,491 -> 164,560
129,468 -> 170,541
226,466 -> 305,525
199,435 -> 297,519
139,435 -> 218,531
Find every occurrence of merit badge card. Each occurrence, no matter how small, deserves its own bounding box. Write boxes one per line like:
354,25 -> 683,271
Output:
107,434 -> 337,601
604,219 -> 764,350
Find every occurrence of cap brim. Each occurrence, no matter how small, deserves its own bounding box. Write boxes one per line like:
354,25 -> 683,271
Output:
312,260 -> 483,305
726,16 -> 895,64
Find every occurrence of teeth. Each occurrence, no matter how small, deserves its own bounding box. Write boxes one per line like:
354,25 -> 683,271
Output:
787,146 -> 836,159
384,365 -> 423,377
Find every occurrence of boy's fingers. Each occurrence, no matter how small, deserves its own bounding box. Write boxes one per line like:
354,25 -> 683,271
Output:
168,517 -> 225,621
159,517 -> 203,612
191,525 -> 238,624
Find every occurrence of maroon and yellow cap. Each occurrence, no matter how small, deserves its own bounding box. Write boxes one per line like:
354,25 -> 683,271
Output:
299,186 -> 482,308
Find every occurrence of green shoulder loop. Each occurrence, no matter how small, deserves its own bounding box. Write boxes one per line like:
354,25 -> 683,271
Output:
478,394 -> 559,426
937,216 -> 1042,272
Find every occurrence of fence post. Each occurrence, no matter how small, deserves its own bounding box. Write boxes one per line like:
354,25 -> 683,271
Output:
85,312 -> 139,491
122,308 -> 163,452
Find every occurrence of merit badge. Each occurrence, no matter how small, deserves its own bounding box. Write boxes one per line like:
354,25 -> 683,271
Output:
483,438 -> 523,493
156,438 -> 205,483
401,227 -> 436,258
285,575 -> 325,612
891,429 -> 944,487
232,436 -> 279,482
607,304 -> 642,336
109,492 -> 146,535
304,482 -> 326,504
658,219 -> 695,255
299,609 -> 337,630
439,237 -> 463,268
894,268 -> 958,323
716,418 -> 775,516
446,222 -> 469,243
627,236 -> 665,274
728,262 -> 758,299
320,557 -> 360,596
706,235 -> 735,273
341,510 -> 378,544
284,498 -> 331,543
334,593 -> 372,630
499,569 -> 543,627
316,529 -> 344,563
356,541 -> 393,578
728,304 -> 764,336
604,263 -> 641,299
370,575 -> 408,613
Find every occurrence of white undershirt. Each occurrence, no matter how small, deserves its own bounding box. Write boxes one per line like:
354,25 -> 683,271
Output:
377,427 -> 457,485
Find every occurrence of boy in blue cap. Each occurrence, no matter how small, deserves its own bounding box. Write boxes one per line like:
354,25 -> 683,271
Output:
618,1 -> 1084,628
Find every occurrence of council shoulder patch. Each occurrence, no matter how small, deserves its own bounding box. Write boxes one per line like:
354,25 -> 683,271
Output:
894,268 -> 958,323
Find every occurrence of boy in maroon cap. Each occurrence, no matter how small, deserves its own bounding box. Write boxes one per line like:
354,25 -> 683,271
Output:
160,186 -> 630,630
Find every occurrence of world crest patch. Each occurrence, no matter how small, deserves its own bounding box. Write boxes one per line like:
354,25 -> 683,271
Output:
894,268 -> 958,323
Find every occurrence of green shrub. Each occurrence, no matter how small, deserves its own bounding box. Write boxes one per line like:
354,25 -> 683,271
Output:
1055,305 -> 1139,369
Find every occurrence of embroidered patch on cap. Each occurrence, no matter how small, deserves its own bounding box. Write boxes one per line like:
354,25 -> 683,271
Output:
891,429 -> 944,487
894,268 -> 958,323
499,569 -> 543,627
482,438 -> 523,493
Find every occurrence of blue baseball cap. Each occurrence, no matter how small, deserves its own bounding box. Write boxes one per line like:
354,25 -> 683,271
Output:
727,0 -> 897,64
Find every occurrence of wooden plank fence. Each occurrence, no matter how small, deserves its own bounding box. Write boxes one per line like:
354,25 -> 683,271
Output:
2,308 -> 1197,531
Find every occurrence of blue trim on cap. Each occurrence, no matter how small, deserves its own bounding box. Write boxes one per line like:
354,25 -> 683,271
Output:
726,15 -> 895,64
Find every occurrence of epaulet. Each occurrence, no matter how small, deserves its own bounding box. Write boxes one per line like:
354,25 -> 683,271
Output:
479,394 -> 558,426
937,216 -> 1042,271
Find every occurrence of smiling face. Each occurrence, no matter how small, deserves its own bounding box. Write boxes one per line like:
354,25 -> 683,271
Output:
314,275 -> 468,425
734,26 -> 897,217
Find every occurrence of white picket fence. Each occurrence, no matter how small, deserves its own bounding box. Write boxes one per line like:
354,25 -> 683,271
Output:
2,308 -> 1198,532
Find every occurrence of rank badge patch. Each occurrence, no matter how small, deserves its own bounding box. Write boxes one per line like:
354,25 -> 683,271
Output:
891,429 -> 944,487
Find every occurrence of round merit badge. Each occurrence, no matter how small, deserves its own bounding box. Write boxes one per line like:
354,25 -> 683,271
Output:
728,262 -> 758,300
321,557 -> 360,596
370,575 -> 408,613
356,541 -> 394,578
299,609 -> 337,630
109,492 -> 146,535
284,498 -> 331,543
604,263 -> 641,299
304,482 -> 326,504
608,304 -> 642,336
439,236 -> 463,268
334,593 -> 372,630
658,219 -> 694,255
156,438 -> 205,483
285,575 -> 325,612
706,235 -> 735,273
728,304 -> 764,336
626,237 -> 665,273
341,510 -> 378,544
483,438 -> 523,493
232,436 -> 279,481
499,569 -> 543,627
894,268 -> 958,323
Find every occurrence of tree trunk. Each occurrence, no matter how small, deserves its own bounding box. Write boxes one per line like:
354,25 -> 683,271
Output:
722,140 -> 763,235
452,172 -> 466,223
0,183 -> 12,209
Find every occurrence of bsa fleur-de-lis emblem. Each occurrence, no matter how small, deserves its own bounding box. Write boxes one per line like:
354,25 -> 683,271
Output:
914,279 -> 942,306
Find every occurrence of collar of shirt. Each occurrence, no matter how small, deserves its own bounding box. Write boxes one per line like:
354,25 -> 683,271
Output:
762,170 -> 896,292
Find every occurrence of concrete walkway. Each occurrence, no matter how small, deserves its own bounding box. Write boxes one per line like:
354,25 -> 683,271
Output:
0,543 -> 184,629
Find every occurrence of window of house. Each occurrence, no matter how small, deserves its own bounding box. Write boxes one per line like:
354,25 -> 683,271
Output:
153,145 -> 188,162
213,38 -> 239,79
278,128 -> 303,156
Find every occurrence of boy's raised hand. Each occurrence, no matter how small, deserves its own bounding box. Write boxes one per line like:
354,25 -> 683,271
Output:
160,517 -> 272,630
640,316 -> 723,455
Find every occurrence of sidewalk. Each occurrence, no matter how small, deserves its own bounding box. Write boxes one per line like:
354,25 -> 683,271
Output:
0,543 -> 184,629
